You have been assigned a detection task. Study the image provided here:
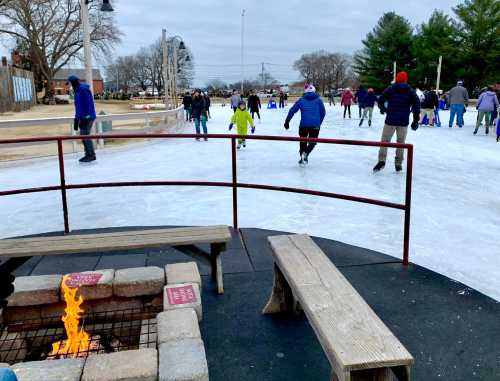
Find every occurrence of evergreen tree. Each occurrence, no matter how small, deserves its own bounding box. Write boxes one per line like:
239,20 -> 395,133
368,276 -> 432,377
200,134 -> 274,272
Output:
354,12 -> 415,91
453,0 -> 500,89
412,11 -> 460,91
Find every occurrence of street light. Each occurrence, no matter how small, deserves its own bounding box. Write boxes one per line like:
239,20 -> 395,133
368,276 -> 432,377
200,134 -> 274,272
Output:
81,0 -> 114,94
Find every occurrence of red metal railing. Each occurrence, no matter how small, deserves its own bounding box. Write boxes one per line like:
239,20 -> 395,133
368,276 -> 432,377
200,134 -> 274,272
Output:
0,134 -> 414,265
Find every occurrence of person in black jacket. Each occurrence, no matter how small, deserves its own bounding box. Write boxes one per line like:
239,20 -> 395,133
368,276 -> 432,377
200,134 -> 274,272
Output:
182,92 -> 193,121
279,91 -> 286,108
373,72 -> 420,173
247,90 -> 262,122
419,87 -> 439,127
191,89 -> 208,141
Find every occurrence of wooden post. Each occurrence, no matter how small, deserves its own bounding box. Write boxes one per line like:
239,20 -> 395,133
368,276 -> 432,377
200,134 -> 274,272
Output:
262,264 -> 295,314
210,242 -> 225,294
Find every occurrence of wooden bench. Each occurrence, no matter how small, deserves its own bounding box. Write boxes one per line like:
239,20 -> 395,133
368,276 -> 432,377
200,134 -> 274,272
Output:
0,225 -> 231,294
263,234 -> 414,381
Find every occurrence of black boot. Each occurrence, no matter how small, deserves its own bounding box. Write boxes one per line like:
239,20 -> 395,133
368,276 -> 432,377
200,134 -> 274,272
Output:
359,119 -> 364,127
473,128 -> 478,135
368,120 -> 372,127
395,163 -> 403,172
373,161 -> 385,173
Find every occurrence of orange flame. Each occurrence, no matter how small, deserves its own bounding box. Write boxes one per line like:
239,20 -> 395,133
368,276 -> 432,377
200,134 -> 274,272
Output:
49,275 -> 90,357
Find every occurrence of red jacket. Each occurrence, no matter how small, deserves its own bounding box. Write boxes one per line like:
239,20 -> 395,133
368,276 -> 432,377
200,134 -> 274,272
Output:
341,91 -> 354,106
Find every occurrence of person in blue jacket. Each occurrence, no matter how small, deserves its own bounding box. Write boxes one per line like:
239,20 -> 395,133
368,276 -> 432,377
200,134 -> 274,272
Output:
284,83 -> 326,165
373,72 -> 420,173
68,75 -> 97,162
355,85 -> 368,118
359,88 -> 377,127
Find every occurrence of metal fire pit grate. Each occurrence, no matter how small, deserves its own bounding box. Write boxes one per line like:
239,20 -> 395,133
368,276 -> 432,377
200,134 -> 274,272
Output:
0,307 -> 160,365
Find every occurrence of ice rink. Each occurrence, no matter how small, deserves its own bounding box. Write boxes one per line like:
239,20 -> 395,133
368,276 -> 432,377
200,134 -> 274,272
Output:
1,102 -> 499,301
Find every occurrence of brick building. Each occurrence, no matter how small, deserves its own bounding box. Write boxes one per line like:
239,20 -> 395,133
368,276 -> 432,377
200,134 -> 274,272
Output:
53,68 -> 104,95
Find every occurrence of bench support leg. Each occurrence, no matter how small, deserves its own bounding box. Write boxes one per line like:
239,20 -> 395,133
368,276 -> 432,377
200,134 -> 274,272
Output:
262,264 -> 297,314
210,243 -> 225,295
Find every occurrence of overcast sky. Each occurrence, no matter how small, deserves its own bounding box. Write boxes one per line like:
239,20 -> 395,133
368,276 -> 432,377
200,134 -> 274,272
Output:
1,0 -> 460,87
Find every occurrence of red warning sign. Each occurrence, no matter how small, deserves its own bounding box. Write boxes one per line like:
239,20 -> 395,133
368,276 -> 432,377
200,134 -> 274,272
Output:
65,273 -> 103,288
166,285 -> 197,305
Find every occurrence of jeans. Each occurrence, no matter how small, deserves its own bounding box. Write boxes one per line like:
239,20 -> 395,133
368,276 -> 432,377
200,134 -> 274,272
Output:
185,107 -> 191,121
79,118 -> 95,157
476,111 -> 491,129
279,100 -> 285,108
378,124 -> 408,165
194,116 -> 208,135
298,127 -> 320,155
449,104 -> 465,127
361,107 -> 374,121
358,105 -> 364,118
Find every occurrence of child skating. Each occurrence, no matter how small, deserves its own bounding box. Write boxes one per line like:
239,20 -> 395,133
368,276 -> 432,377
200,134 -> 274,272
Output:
229,101 -> 255,149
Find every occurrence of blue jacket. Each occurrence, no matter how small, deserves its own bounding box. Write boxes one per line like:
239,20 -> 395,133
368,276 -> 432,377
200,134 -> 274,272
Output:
355,87 -> 368,107
286,92 -> 326,128
364,93 -> 377,108
74,84 -> 96,120
378,83 -> 420,127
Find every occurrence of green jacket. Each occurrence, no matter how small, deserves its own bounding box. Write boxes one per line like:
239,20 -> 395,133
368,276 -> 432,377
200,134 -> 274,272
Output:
231,109 -> 255,129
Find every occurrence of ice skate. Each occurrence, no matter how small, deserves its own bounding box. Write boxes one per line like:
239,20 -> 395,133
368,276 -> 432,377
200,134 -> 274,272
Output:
243,142 -> 246,148
303,153 -> 309,164
368,120 -> 372,127
486,126 -> 489,135
359,119 -> 364,127
237,144 -> 241,150
395,163 -> 403,172
473,128 -> 478,135
373,161 -> 385,173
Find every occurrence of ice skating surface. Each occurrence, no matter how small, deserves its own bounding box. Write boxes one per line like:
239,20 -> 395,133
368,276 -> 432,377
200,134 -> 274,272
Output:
1,104 -> 499,301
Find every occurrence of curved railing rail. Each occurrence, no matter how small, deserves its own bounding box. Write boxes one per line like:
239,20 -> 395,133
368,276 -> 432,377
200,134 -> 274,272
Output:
0,133 -> 414,265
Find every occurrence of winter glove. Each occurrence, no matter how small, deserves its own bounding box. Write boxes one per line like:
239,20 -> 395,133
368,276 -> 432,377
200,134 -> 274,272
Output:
411,120 -> 419,131
229,123 -> 234,131
73,118 -> 79,131
284,121 -> 290,130
251,127 -> 255,134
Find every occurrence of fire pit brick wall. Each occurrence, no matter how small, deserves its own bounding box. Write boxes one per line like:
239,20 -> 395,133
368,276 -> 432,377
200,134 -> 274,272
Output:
2,266 -> 170,323
1,262 -> 211,380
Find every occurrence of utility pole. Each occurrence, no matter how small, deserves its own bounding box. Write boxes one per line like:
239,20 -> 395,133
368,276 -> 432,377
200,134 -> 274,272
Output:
261,62 -> 265,89
393,61 -> 397,83
81,0 -> 93,93
173,44 -> 178,107
162,29 -> 169,109
436,55 -> 443,92
240,9 -> 245,94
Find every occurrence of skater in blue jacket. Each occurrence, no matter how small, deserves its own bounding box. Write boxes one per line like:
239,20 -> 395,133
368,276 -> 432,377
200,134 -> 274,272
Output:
68,75 -> 97,163
284,83 -> 326,165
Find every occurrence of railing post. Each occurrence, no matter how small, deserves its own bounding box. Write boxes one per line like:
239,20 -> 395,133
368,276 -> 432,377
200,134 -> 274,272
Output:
70,122 -> 77,153
231,137 -> 238,230
57,139 -> 70,234
403,145 -> 413,266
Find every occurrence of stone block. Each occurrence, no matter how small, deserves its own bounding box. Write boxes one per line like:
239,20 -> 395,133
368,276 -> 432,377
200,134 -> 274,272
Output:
163,283 -> 202,321
165,262 -> 202,288
114,267 -> 165,297
87,297 -> 142,319
3,306 -> 41,324
63,269 -> 114,300
7,275 -> 61,307
82,348 -> 158,381
157,309 -> 200,345
12,358 -> 84,381
0,363 -> 9,368
159,339 -> 208,381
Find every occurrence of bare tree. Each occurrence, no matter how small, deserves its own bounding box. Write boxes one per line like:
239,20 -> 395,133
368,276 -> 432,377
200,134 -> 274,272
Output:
294,51 -> 353,94
0,0 -> 121,98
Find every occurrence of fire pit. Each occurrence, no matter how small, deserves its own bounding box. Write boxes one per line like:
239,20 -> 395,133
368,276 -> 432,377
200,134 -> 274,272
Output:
0,263 -> 209,381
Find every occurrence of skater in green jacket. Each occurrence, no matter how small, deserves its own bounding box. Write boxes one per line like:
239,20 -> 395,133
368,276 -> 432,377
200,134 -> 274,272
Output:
229,101 -> 255,149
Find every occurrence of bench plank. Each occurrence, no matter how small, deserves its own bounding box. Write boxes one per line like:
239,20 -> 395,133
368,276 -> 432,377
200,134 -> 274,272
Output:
0,226 -> 231,258
267,234 -> 413,375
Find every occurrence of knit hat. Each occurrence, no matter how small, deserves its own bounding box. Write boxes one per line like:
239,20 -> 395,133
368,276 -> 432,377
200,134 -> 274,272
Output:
304,83 -> 316,93
396,72 -> 408,83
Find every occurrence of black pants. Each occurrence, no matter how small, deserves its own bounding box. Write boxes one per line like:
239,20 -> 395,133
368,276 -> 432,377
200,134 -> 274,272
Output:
298,127 -> 320,155
233,107 -> 238,113
251,110 -> 260,119
343,105 -> 351,118
279,100 -> 285,108
79,118 -> 95,157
